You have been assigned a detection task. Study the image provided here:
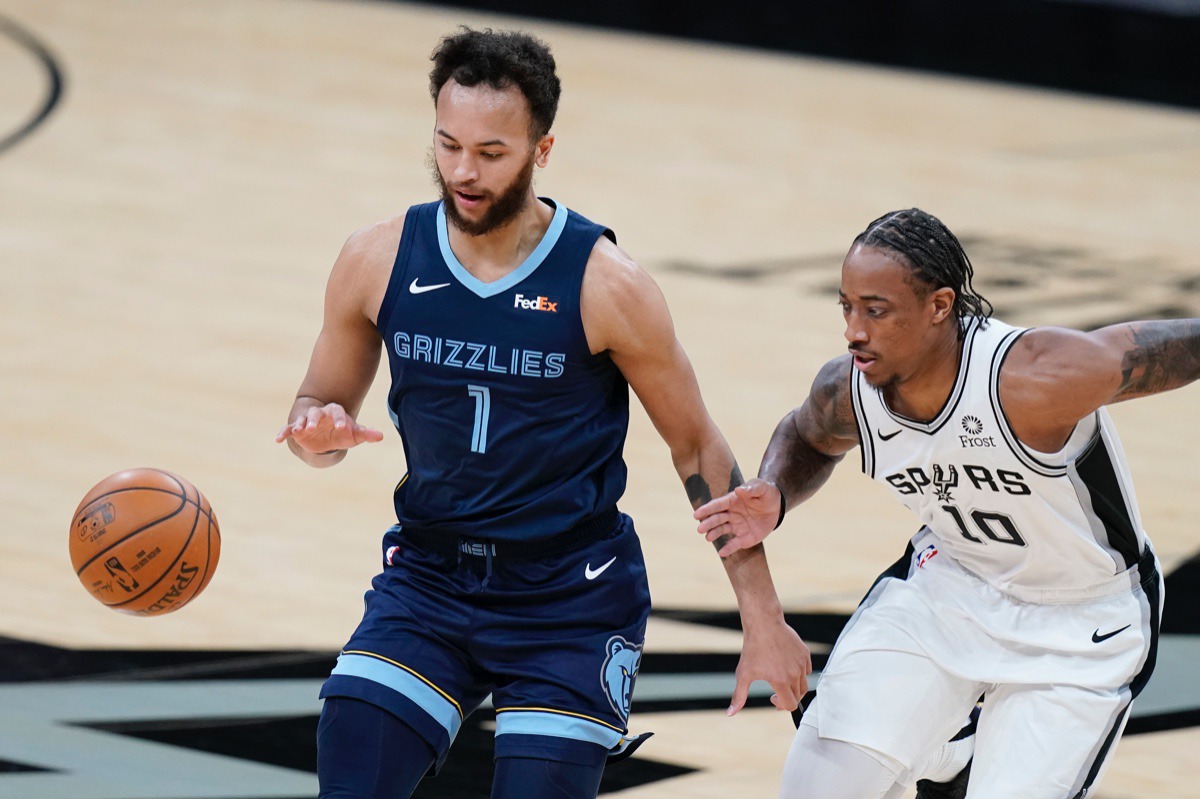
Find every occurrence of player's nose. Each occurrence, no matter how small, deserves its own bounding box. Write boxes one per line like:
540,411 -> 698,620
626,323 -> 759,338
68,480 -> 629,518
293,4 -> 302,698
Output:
452,152 -> 479,182
844,318 -> 868,344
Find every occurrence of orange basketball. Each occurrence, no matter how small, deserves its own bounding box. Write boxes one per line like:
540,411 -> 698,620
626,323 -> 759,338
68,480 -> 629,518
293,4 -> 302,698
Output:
70,467 -> 221,616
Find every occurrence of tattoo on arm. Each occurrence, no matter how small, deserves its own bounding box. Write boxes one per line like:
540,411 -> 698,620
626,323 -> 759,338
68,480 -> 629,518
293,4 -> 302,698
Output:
684,473 -> 712,508
685,464 -> 744,555
1116,320 -> 1200,401
728,463 -> 744,493
761,358 -> 853,508
807,357 -> 860,448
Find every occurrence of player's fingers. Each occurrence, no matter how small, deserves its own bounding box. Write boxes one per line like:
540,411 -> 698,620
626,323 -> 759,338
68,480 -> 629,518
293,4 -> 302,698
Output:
717,535 -> 749,559
705,521 -> 734,543
726,677 -> 750,716
696,512 -> 727,535
692,493 -> 731,520
304,405 -> 325,430
329,405 -> 349,429
734,481 -> 765,499
275,424 -> 293,443
770,682 -> 799,712
354,425 -> 385,444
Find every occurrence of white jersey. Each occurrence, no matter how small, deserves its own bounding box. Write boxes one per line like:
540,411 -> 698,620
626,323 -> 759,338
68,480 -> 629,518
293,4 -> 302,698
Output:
851,317 -> 1150,603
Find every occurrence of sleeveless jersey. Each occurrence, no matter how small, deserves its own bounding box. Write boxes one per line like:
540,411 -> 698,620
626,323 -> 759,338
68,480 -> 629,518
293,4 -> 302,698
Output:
376,199 -> 628,540
851,317 -> 1150,602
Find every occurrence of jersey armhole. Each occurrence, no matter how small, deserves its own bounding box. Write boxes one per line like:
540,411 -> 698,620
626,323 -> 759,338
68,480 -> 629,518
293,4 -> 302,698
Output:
375,205 -> 424,333
989,327 -> 1073,477
572,220 -> 619,363
849,369 -> 874,478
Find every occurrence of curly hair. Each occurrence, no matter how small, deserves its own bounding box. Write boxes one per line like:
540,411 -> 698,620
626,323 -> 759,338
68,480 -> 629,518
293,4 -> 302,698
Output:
429,27 -> 561,140
852,208 -> 993,337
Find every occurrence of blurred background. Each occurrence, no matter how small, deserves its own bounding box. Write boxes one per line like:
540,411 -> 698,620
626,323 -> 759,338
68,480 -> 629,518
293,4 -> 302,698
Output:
1,1 -> 1198,797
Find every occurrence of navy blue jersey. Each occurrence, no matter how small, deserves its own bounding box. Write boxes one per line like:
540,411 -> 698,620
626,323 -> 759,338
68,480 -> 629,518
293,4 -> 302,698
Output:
376,199 -> 629,540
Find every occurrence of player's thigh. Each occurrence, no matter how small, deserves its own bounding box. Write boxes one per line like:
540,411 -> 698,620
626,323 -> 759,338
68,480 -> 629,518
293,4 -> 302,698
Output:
317,696 -> 435,799
969,682 -> 1132,799
486,516 -> 651,763
813,646 -> 983,769
490,756 -> 605,799
320,543 -> 491,771
779,718 -> 907,799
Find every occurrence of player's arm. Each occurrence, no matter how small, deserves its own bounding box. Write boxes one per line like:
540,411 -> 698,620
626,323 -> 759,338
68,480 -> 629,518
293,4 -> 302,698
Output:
582,239 -> 810,715
695,355 -> 859,555
275,224 -> 391,467
1000,320 -> 1200,451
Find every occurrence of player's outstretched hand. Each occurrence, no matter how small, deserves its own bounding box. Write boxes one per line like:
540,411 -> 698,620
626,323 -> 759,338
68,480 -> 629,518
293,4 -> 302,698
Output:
275,402 -> 384,453
694,477 -> 782,558
727,615 -> 811,716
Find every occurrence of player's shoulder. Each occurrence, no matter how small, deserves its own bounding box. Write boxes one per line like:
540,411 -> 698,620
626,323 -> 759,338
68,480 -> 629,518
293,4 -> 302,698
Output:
816,353 -> 854,382
325,213 -> 407,318
1002,325 -> 1105,376
811,354 -> 855,410
582,233 -> 658,305
339,212 -> 407,264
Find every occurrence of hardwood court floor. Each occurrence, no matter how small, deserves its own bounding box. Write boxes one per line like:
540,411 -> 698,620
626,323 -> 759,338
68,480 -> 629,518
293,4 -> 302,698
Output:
1,1 -> 1199,797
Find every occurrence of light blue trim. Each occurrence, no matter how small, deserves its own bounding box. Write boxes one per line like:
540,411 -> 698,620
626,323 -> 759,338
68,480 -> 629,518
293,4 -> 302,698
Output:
494,710 -> 623,748
436,200 -> 567,298
330,653 -> 462,741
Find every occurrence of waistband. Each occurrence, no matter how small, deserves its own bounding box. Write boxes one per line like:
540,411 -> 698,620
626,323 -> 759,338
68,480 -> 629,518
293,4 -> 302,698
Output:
401,507 -> 620,560
914,528 -> 1159,604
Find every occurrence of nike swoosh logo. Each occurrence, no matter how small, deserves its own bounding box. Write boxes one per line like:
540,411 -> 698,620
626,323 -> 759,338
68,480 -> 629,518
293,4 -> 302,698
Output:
878,429 -> 902,441
409,278 -> 452,294
1092,624 -> 1131,643
585,556 -> 617,580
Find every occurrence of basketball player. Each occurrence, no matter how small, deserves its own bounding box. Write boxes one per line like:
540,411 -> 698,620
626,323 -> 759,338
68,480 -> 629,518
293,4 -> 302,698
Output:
695,207 -> 1198,798
275,27 -> 808,798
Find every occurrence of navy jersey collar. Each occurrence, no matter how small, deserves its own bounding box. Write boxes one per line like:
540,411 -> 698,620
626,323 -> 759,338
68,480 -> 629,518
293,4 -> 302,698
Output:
436,200 -> 568,299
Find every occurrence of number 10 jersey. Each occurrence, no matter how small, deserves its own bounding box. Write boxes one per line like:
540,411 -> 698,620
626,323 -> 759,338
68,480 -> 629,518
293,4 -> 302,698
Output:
851,316 -> 1151,603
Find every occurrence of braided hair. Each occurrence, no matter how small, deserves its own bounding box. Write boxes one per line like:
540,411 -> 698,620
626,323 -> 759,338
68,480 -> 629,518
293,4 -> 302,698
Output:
852,209 -> 993,338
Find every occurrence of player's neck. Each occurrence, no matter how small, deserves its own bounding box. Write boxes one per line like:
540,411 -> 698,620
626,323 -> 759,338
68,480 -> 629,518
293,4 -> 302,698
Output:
447,194 -> 553,282
885,332 -> 964,422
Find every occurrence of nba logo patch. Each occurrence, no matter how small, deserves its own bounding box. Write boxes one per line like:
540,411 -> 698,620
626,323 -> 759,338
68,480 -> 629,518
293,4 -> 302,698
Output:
385,545 -> 400,565
917,543 -> 938,569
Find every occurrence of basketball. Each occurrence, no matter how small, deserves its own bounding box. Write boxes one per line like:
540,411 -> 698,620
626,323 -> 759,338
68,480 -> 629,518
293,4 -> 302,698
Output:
69,468 -> 221,616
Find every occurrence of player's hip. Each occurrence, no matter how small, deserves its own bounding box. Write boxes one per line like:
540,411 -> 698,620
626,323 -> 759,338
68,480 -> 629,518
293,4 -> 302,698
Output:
830,530 -> 1161,688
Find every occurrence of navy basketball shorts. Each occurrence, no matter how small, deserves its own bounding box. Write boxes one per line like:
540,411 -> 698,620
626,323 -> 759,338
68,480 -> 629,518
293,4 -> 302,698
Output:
319,512 -> 651,771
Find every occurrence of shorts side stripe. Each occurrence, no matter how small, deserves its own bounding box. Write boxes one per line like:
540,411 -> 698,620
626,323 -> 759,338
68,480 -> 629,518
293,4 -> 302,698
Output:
332,651 -> 463,737
494,708 -> 624,747
1070,700 -> 1130,799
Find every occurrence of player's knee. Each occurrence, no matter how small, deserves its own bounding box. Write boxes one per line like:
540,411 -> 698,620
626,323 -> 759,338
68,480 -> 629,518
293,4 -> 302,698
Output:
492,756 -> 605,799
317,697 -> 435,799
780,724 -> 903,799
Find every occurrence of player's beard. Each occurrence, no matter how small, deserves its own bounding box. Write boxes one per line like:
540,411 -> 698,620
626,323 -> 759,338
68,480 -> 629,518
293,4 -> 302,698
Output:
430,149 -> 537,237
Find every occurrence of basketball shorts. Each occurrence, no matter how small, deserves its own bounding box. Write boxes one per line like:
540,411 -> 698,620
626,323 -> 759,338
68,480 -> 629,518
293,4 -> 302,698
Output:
319,511 -> 651,772
804,528 -> 1162,799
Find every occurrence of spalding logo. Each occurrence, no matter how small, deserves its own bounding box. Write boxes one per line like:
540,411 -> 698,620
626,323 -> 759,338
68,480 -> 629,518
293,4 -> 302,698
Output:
601,635 -> 643,720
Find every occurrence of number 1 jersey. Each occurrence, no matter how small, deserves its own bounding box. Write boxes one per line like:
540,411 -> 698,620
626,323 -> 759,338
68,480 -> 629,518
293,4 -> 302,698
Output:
377,199 -> 629,541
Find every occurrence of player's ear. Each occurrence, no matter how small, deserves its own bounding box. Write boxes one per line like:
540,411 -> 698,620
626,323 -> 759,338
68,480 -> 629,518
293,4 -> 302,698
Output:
534,133 -> 554,168
929,287 -> 956,325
